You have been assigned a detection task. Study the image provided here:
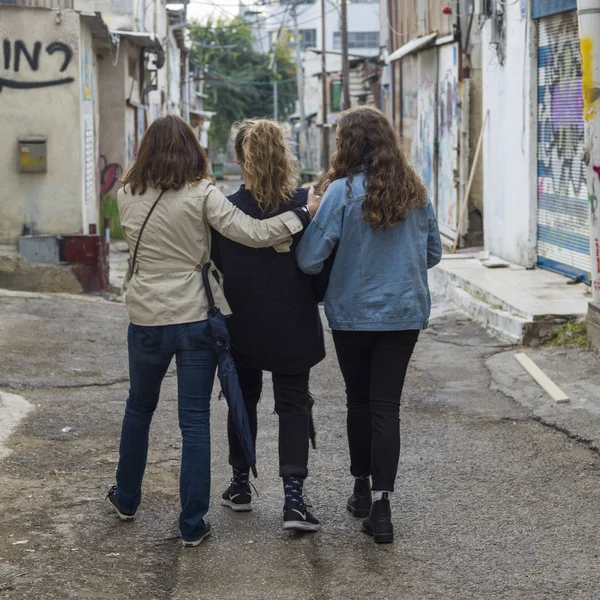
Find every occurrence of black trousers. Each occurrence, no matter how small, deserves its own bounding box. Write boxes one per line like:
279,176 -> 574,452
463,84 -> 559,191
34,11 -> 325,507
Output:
332,329 -> 419,492
228,366 -> 311,479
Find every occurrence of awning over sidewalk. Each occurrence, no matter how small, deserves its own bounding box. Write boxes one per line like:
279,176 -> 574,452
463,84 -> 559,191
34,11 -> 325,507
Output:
111,30 -> 165,68
79,12 -> 114,50
388,32 -> 437,62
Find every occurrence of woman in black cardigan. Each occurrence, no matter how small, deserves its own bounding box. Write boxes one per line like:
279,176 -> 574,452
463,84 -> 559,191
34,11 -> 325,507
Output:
211,119 -> 325,532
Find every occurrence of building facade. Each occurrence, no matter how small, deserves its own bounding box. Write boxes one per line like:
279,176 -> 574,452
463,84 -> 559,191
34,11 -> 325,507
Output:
0,0 -> 188,245
481,0 -> 589,279
247,0 -> 382,57
383,0 -> 484,248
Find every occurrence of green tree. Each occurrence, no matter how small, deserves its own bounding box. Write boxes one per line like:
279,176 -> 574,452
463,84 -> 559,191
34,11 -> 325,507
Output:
189,17 -> 297,152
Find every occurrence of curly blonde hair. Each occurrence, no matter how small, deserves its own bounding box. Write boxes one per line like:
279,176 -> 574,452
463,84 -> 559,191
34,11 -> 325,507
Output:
234,119 -> 299,213
323,107 -> 428,230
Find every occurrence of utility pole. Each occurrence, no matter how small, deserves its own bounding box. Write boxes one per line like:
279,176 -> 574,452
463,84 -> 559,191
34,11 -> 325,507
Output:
292,3 -> 308,167
578,0 -> 600,332
340,0 -> 351,110
321,0 -> 330,169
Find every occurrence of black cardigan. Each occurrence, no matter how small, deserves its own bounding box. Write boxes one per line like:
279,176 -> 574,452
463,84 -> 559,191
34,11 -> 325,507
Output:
211,186 -> 326,374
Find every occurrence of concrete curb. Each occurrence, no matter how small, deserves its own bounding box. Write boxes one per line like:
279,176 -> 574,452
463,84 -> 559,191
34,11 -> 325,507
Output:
429,263 -> 583,345
0,391 -> 33,460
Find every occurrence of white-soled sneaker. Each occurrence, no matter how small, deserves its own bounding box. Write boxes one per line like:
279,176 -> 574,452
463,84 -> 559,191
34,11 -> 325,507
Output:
282,503 -> 320,532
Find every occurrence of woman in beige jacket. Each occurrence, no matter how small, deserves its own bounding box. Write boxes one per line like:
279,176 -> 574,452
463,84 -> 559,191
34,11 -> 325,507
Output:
106,115 -> 319,547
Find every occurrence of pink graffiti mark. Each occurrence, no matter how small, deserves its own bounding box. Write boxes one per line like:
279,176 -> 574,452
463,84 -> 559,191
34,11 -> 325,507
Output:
593,165 -> 600,181
99,155 -> 122,197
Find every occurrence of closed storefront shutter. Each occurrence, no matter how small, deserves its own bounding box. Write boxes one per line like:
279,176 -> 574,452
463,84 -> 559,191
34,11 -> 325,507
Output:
537,10 -> 589,281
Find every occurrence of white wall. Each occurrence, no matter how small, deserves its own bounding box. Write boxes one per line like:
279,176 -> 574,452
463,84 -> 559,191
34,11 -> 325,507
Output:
481,3 -> 537,266
256,1 -> 381,56
0,8 -> 86,243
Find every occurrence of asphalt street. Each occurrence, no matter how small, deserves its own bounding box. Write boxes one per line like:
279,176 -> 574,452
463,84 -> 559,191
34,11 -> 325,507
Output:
1,290 -> 600,599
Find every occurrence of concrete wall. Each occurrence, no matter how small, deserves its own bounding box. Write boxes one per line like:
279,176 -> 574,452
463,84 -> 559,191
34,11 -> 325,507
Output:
0,7 -> 85,243
481,2 -> 537,266
98,47 -> 126,177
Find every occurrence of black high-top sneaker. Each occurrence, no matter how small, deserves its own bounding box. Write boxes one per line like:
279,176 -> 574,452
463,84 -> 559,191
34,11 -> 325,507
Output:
221,468 -> 253,512
347,476 -> 372,518
361,492 -> 393,544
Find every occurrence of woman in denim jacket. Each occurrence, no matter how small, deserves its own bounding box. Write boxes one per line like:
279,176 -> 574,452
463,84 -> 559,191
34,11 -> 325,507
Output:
107,115 -> 319,547
297,107 -> 442,544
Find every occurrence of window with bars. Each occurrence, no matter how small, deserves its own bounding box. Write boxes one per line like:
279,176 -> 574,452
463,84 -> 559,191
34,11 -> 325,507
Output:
333,31 -> 380,49
299,29 -> 317,50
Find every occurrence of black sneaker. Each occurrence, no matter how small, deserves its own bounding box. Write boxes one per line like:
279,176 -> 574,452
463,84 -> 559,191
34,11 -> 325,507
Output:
182,522 -> 212,548
221,481 -> 253,512
347,476 -> 372,518
362,492 -> 393,544
106,485 -> 136,522
282,503 -> 321,532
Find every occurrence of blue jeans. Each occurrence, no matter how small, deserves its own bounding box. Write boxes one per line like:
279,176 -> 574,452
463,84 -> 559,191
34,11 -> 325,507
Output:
116,321 -> 217,542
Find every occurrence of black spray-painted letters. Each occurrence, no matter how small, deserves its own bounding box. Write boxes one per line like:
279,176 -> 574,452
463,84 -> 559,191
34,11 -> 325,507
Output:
0,39 -> 74,92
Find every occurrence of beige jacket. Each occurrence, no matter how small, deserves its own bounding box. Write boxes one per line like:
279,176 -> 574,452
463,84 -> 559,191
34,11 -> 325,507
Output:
118,180 -> 303,326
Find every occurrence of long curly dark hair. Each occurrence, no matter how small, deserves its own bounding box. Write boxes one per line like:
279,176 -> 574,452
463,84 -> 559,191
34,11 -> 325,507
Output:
322,107 -> 428,230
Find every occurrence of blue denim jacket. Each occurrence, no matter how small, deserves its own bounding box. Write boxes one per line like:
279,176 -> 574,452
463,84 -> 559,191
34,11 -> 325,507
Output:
296,173 -> 442,331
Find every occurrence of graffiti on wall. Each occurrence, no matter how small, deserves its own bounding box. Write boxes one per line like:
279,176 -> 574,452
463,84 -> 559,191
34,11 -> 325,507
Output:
1,39 -> 73,91
99,156 -> 122,197
536,11 -> 589,277
416,49 -> 437,205
537,17 -> 585,198
436,43 -> 459,235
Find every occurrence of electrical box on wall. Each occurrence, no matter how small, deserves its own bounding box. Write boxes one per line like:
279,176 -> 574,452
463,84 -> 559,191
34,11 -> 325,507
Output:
18,136 -> 47,173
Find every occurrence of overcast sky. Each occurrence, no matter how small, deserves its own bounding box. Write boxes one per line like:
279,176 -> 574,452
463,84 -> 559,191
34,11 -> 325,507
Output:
186,0 -> 243,23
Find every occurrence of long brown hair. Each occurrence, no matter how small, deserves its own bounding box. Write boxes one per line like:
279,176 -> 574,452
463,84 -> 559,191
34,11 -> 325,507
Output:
323,107 -> 427,230
234,119 -> 299,213
122,114 -> 208,195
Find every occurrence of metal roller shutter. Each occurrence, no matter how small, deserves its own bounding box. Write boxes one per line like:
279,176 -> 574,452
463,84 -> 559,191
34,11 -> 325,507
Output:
537,10 -> 589,281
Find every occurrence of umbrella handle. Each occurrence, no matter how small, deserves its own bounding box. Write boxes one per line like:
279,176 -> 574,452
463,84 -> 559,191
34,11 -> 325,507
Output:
201,263 -> 218,315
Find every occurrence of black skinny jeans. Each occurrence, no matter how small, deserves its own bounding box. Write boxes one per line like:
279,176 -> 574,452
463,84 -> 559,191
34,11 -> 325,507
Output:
332,329 -> 419,492
228,366 -> 311,479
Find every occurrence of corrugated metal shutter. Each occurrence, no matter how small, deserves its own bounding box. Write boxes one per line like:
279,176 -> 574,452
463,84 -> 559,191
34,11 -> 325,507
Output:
537,11 -> 589,281
401,54 -> 419,168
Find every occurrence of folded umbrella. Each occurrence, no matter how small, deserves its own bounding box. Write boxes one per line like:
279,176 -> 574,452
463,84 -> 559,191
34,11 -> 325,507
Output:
202,263 -> 257,477
308,391 -> 317,450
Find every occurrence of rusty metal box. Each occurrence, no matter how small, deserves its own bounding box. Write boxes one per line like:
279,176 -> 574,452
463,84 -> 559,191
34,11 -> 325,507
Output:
18,136 -> 47,173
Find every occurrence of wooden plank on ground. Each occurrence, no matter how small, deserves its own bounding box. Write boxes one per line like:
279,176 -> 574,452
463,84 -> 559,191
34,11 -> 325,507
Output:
514,352 -> 570,404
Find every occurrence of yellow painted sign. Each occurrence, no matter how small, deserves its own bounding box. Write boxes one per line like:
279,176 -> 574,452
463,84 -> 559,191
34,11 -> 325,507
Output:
580,36 -> 597,121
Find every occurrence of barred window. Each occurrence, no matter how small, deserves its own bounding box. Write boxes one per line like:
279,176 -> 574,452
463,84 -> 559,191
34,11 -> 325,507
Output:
333,31 -> 380,49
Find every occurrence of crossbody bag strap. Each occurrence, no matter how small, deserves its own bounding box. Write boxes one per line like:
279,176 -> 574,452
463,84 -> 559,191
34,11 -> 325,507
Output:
128,189 -> 166,278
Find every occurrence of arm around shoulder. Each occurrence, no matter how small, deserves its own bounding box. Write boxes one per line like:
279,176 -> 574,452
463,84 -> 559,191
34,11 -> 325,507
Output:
204,185 -> 303,249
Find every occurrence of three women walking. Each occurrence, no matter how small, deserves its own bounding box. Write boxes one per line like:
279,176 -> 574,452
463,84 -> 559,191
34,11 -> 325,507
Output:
108,107 -> 442,546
